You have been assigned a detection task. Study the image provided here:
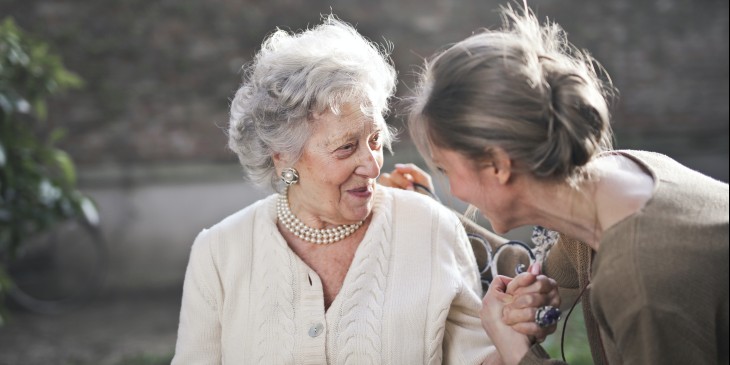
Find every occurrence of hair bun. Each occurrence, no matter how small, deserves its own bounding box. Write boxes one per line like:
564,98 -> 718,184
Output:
408,5 -> 615,182
533,66 -> 612,178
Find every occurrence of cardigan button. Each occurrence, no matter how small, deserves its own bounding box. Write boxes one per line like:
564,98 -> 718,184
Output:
308,323 -> 324,337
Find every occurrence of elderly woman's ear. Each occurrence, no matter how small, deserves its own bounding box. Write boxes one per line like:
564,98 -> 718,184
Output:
272,152 -> 282,167
272,152 -> 290,172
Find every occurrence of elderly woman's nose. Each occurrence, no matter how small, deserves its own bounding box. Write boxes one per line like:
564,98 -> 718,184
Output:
355,147 -> 381,178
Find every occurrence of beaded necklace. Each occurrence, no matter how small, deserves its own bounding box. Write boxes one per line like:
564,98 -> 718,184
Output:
276,186 -> 363,244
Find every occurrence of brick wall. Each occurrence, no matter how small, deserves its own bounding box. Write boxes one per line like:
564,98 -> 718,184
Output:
2,0 -> 728,181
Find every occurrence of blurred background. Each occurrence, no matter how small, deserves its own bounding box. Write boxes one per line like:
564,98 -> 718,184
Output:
0,0 -> 727,364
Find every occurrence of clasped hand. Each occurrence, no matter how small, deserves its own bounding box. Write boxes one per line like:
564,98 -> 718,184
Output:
379,165 -> 561,364
481,264 -> 560,364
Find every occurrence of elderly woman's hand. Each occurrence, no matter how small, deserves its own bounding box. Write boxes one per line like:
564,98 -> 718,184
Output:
379,163 -> 435,195
481,275 -> 532,365
481,348 -> 506,365
501,264 -> 561,343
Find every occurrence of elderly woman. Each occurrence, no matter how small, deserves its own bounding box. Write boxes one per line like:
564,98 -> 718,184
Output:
171,16 -> 558,364
404,5 -> 729,365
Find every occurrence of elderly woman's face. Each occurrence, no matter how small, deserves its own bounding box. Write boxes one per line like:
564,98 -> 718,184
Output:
288,103 -> 384,226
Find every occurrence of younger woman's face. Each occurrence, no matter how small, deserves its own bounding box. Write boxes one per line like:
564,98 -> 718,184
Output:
430,146 -> 515,234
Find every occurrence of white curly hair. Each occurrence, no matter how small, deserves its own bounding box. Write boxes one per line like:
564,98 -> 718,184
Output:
228,15 -> 397,190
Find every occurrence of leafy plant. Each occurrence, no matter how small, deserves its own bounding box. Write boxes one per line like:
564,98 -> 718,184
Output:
0,17 -> 97,323
542,305 -> 593,365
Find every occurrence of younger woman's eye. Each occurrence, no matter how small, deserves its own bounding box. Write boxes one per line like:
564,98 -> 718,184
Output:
436,166 -> 447,174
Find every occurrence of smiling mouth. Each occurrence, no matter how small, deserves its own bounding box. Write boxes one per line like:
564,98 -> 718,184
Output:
347,185 -> 374,197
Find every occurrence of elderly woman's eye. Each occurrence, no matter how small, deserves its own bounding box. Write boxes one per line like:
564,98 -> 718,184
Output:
370,134 -> 382,149
334,143 -> 357,158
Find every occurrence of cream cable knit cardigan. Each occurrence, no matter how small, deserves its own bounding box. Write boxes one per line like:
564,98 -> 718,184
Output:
172,186 -> 495,364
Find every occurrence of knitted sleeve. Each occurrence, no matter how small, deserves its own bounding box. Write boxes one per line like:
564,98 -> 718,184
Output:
171,229 -> 223,365
441,214 -> 496,365
543,236 -> 580,290
543,236 -> 587,313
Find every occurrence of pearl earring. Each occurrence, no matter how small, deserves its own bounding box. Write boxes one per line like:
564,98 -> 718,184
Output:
280,167 -> 299,185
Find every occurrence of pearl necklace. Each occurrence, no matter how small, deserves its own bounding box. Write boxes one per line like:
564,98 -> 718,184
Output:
277,187 -> 363,244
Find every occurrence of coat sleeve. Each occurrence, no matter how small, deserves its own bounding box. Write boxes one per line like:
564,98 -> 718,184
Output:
591,264 -> 718,365
171,229 -> 223,365
517,344 -> 568,365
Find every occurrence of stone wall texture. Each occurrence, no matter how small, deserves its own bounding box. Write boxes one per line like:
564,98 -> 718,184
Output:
2,0 -> 728,181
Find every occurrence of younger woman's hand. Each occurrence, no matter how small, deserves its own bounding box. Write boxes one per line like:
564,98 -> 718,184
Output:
501,264 -> 561,343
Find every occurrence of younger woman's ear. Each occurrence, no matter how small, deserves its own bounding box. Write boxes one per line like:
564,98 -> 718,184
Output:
489,146 -> 512,185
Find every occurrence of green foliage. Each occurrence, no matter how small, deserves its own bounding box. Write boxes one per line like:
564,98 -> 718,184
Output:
0,17 -> 98,322
542,305 -> 594,365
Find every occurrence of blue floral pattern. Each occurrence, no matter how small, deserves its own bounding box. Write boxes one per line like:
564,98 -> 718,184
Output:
531,225 -> 559,265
